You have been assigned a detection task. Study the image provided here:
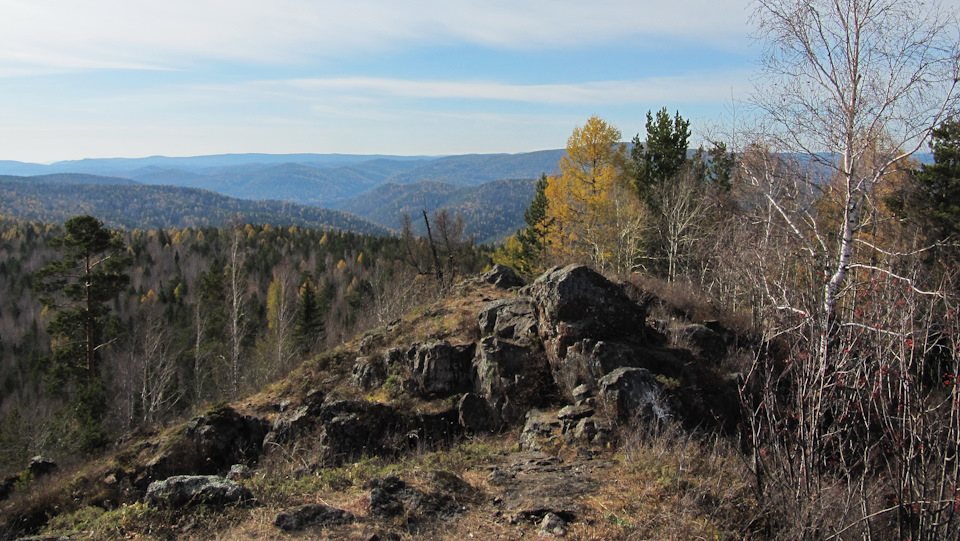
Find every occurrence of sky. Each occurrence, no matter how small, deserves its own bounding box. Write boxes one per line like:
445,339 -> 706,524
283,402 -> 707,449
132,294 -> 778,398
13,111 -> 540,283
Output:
1,1 -> 761,163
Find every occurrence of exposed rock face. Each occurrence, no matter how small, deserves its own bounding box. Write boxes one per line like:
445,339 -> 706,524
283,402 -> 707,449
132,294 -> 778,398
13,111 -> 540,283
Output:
144,406 -> 269,484
185,406 -> 268,473
409,341 -> 476,398
352,355 -> 388,391
458,392 -> 500,433
274,503 -> 354,531
317,400 -> 403,465
478,297 -> 539,345
522,265 -> 664,402
144,475 -> 252,508
519,409 -> 563,453
597,367 -> 671,421
264,389 -> 325,446
528,265 -> 649,357
409,409 -> 463,447
478,264 -> 526,289
27,456 -> 57,477
472,337 -> 549,423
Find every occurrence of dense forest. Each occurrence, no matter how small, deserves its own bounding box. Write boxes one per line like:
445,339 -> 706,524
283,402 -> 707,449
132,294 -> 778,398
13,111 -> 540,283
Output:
0,214 -> 488,466
0,180 -> 390,234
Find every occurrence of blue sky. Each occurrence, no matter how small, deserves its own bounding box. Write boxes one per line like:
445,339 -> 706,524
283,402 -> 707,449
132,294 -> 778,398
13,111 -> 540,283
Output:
1,0 -> 761,163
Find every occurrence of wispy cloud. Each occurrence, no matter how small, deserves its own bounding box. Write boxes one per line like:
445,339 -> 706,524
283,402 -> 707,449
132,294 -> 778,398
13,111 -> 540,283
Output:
261,73 -> 752,105
0,0 -> 751,74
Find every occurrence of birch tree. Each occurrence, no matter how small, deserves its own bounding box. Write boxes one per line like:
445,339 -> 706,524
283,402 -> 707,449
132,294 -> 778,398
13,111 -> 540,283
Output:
750,0 -> 959,327
739,1 -> 960,536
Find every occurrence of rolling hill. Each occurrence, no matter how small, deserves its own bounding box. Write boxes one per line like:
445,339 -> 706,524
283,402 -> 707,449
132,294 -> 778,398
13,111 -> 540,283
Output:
334,178 -> 538,243
0,178 -> 389,234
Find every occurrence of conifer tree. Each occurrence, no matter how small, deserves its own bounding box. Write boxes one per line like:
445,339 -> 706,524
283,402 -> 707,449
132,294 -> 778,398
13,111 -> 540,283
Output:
632,107 -> 691,203
34,215 -> 130,451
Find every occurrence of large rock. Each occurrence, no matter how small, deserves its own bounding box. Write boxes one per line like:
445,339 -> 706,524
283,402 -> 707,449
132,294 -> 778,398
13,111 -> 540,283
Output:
274,503 -> 354,531
478,297 -> 539,345
317,400 -> 402,465
526,266 -> 655,398
458,393 -> 500,433
675,323 -> 727,360
519,409 -> 563,453
478,264 -> 526,289
185,406 -> 268,472
528,265 -> 649,357
144,475 -> 252,508
408,409 -> 463,447
144,405 -> 268,483
351,355 -> 388,390
472,337 -> 555,423
409,341 -> 476,398
264,389 -> 325,447
597,367 -> 671,421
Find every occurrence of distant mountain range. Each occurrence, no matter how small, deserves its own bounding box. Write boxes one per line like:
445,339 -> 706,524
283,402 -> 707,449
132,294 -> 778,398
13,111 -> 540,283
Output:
0,151 -> 565,240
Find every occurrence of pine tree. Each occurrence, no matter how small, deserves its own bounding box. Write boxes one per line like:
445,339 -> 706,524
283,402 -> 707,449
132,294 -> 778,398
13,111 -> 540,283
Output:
631,107 -> 691,203
914,117 -> 960,243
33,215 -> 131,451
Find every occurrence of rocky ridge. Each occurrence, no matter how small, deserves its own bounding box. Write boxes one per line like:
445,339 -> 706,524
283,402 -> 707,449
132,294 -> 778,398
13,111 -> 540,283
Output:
1,264 -> 743,540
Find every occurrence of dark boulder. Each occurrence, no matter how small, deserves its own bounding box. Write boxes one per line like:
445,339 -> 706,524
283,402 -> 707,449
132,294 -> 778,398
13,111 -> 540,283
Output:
352,355 -> 389,390
472,337 -> 556,423
597,367 -> 671,421
409,341 -> 476,398
527,265 -> 650,357
478,297 -> 538,345
144,475 -> 252,508
478,264 -> 526,289
675,323 -> 727,360
143,405 -> 268,484
317,400 -> 403,465
274,503 -> 354,531
27,456 -> 57,478
458,393 -> 500,433
408,409 -> 463,447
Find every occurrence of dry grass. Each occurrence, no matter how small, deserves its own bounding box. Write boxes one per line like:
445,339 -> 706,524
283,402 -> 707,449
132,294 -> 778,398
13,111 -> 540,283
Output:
569,421 -> 759,541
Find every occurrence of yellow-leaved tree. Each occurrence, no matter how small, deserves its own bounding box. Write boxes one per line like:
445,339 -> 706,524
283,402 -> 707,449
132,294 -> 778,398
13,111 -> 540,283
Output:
545,116 -> 642,272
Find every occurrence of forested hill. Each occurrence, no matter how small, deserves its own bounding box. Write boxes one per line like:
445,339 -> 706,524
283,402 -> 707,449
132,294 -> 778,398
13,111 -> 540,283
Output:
0,173 -> 138,186
334,178 -> 538,243
0,150 -> 565,206
0,179 -> 390,234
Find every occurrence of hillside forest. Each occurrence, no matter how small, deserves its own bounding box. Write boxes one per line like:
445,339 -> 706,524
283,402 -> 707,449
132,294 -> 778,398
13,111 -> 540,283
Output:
0,214 -> 487,459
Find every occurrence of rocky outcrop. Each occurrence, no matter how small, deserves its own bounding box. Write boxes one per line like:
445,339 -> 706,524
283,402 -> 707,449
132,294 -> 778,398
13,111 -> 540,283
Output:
516,265 -> 678,407
144,475 -> 252,508
528,265 -> 650,356
352,355 -> 389,390
478,264 -> 526,289
27,457 -> 57,478
143,405 -> 268,484
408,341 -> 476,398
478,297 -> 538,345
264,389 -> 325,447
519,409 -> 563,453
471,337 -> 554,424
317,400 -> 403,465
675,323 -> 727,360
598,367 -> 671,421
274,503 -> 354,531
